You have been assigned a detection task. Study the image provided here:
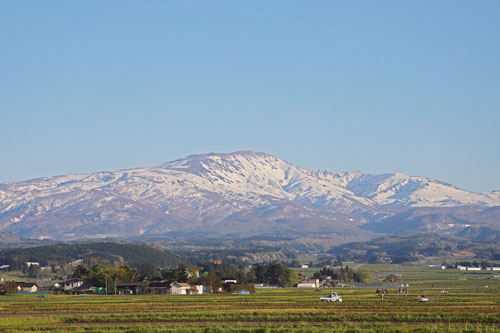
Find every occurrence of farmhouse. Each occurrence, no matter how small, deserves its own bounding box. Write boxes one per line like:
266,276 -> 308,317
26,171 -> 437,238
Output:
171,282 -> 191,295
148,281 -> 171,295
16,282 -> 38,293
116,282 -> 143,295
72,281 -> 95,293
62,278 -> 86,291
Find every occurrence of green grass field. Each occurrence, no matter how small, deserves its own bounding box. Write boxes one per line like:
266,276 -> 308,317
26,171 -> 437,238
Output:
1,265 -> 499,332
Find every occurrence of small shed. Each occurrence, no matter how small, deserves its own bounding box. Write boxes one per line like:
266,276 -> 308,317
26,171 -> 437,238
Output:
429,265 -> 445,270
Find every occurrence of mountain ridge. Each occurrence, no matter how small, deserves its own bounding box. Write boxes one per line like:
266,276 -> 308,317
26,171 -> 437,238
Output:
0,151 -> 498,245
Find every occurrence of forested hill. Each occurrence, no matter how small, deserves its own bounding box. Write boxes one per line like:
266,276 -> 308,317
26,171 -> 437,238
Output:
0,242 -> 184,269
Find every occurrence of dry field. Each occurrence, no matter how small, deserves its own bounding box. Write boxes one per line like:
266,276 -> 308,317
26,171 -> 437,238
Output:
0,265 -> 499,332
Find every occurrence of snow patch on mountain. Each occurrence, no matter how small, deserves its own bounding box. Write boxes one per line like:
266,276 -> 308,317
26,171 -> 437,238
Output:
0,151 -> 499,240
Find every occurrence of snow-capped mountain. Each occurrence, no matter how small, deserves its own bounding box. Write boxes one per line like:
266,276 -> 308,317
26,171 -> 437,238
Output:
0,151 -> 498,242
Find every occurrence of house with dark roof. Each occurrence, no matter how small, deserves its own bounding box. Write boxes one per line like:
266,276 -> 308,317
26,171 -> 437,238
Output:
72,281 -> 95,293
16,282 -> 38,293
148,281 -> 172,295
116,282 -> 143,295
62,278 -> 86,291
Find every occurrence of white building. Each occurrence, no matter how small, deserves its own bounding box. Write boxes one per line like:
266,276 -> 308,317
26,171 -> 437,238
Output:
297,279 -> 319,288
63,278 -> 85,291
191,285 -> 204,294
467,267 -> 481,271
171,283 -> 191,295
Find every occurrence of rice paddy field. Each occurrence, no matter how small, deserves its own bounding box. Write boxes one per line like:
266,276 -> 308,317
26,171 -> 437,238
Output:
1,264 -> 499,332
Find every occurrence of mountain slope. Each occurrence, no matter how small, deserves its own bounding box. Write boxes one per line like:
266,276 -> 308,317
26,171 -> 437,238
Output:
0,151 -> 498,243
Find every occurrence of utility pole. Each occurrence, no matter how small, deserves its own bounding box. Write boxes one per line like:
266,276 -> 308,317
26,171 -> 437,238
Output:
105,275 -> 108,295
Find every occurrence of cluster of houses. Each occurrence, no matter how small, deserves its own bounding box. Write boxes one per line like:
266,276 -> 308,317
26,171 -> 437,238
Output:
2,276 -> 326,295
8,261 -> 499,296
53,277 -> 205,295
429,265 -> 500,271
1,273 -> 353,295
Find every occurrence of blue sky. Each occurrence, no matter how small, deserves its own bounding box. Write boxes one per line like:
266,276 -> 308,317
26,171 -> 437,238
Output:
1,1 -> 499,192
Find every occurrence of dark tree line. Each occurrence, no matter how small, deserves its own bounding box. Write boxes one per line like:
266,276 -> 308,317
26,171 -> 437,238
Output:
72,263 -> 139,294
0,242 -> 184,270
159,262 -> 299,289
314,266 -> 371,283
247,263 -> 298,287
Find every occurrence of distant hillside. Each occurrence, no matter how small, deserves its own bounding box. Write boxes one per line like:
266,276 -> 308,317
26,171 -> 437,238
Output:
0,242 -> 184,269
362,206 -> 500,237
327,232 -> 500,263
0,231 -> 52,247
456,226 -> 500,242
0,232 -> 22,245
